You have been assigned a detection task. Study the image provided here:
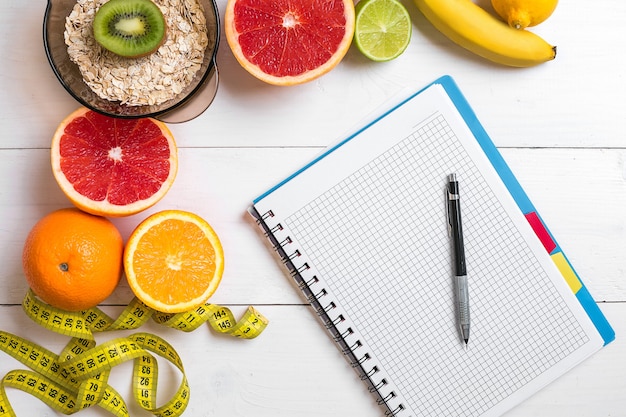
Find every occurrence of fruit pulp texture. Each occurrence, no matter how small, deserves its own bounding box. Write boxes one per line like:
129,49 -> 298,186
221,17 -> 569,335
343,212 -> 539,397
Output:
233,0 -> 349,76
132,219 -> 218,303
115,17 -> 148,35
59,113 -> 172,206
355,0 -> 411,60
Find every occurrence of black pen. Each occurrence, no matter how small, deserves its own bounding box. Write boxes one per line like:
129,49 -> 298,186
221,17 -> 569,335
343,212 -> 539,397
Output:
447,173 -> 470,345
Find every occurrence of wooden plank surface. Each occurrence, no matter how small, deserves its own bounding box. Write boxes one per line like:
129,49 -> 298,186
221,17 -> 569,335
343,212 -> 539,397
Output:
1,148 -> 624,304
1,0 -> 625,416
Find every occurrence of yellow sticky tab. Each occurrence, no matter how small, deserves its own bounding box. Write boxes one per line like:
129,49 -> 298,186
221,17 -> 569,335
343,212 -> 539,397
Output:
551,252 -> 582,293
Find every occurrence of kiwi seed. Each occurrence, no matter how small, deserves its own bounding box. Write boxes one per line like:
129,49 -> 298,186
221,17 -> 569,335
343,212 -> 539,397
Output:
93,0 -> 167,58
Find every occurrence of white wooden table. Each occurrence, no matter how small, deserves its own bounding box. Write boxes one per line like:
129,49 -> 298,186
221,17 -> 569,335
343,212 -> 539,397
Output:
1,0 -> 625,415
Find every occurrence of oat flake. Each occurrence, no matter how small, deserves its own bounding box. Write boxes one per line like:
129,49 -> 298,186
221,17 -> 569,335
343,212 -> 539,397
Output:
65,0 -> 209,106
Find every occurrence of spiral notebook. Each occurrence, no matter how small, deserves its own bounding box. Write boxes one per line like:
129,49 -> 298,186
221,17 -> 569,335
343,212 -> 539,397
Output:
248,76 -> 614,416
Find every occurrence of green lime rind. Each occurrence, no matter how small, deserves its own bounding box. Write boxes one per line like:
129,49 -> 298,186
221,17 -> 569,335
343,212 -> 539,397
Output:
354,0 -> 412,62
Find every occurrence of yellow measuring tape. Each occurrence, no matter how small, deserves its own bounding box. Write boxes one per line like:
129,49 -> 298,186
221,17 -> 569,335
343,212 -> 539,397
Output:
0,290 -> 268,416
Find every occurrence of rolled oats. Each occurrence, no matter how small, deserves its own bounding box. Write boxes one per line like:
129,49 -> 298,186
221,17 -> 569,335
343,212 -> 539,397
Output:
65,0 -> 209,106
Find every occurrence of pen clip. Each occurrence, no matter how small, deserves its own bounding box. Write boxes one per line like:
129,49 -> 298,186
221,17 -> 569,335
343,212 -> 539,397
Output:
445,188 -> 452,236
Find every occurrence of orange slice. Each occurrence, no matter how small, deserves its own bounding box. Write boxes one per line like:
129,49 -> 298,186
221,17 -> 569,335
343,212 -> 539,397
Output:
224,0 -> 355,85
124,210 -> 225,313
51,107 -> 178,217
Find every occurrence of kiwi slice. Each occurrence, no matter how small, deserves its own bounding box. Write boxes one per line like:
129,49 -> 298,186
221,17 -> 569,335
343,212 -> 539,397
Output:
93,0 -> 167,58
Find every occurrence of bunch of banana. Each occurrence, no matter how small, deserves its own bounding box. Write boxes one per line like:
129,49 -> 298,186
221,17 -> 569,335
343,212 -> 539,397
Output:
413,0 -> 556,67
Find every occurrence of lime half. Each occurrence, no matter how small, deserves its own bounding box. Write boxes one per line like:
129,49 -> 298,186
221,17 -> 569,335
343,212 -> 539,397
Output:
354,0 -> 412,61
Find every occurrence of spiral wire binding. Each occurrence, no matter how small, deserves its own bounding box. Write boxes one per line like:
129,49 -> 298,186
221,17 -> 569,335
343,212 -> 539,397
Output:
250,206 -> 406,416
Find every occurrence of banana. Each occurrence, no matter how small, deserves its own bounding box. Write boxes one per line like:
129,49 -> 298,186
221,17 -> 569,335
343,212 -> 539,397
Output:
413,0 -> 556,67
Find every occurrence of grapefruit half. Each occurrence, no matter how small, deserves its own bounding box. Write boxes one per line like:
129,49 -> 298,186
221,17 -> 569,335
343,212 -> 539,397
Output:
224,0 -> 355,86
51,108 -> 178,217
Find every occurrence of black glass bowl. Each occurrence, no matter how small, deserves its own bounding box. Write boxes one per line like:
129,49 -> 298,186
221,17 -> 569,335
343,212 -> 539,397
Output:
43,0 -> 220,123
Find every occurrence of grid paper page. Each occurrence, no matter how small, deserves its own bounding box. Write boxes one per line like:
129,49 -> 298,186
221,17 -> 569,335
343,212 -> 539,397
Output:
283,112 -> 590,416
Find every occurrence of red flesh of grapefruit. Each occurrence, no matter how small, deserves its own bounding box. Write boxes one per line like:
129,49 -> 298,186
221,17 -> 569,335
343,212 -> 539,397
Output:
225,0 -> 355,85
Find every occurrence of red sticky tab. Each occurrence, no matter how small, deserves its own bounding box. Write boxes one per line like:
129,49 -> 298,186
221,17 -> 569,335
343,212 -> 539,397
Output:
525,212 -> 557,253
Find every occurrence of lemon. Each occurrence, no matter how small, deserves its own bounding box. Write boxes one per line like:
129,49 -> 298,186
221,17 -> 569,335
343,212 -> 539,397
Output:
354,0 -> 412,62
491,0 -> 558,30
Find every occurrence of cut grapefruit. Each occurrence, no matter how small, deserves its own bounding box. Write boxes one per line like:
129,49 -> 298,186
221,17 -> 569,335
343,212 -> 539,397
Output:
224,0 -> 355,85
51,108 -> 178,217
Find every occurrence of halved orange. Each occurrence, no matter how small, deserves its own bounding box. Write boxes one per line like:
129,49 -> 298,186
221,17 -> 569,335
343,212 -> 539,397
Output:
51,107 -> 178,217
224,0 -> 355,85
124,210 -> 225,313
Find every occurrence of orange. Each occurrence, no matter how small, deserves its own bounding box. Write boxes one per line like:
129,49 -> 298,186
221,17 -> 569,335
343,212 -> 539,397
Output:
51,107 -> 178,217
224,0 -> 355,86
22,208 -> 124,311
123,210 -> 224,313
